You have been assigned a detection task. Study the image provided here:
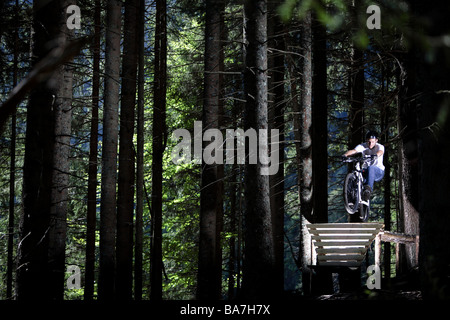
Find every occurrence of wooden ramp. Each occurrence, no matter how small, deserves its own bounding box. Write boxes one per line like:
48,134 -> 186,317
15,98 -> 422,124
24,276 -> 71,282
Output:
306,223 -> 384,267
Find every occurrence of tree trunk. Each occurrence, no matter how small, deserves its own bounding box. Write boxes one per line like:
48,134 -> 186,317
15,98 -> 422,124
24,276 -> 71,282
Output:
348,2 -> 364,223
116,0 -> 140,300
397,48 -> 420,274
411,2 -> 450,298
48,0 -> 74,299
84,0 -> 101,300
312,13 -> 328,224
241,0 -> 276,299
381,68 -> 392,281
310,11 -> 332,294
197,0 -> 224,300
150,0 -> 167,300
268,3 -> 285,295
99,0 -> 122,300
135,0 -> 146,301
6,0 -> 19,299
17,0 -> 62,300
291,11 -> 313,294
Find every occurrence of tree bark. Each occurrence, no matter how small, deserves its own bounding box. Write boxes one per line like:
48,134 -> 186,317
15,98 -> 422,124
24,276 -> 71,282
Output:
6,0 -> 19,299
84,0 -> 101,300
99,0 -> 122,300
397,48 -> 420,274
347,3 -> 364,223
312,13 -> 328,224
48,0 -> 74,299
399,0 -> 450,299
310,11 -> 332,294
268,2 -> 285,294
116,0 -> 140,300
414,18 -> 450,302
17,0 -> 62,300
291,11 -> 313,294
242,0 -> 276,299
197,0 -> 224,300
135,0 -> 146,301
150,0 -> 167,300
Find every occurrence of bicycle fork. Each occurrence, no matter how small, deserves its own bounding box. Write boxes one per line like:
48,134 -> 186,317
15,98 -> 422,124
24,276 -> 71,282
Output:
357,171 -> 369,207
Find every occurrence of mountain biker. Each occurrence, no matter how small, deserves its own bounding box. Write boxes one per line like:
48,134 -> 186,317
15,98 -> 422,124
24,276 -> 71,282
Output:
342,130 -> 385,202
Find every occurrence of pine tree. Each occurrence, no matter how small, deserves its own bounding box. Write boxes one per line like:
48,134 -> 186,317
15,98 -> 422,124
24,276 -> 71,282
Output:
84,0 -> 101,300
48,0 -> 75,300
150,0 -> 167,300
197,0 -> 224,300
17,0 -> 63,300
116,0 -> 140,300
99,0 -> 122,300
242,0 -> 276,299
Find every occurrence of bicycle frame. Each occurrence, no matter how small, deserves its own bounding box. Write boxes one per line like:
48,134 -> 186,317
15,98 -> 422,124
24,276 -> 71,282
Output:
343,156 -> 373,219
353,160 -> 364,202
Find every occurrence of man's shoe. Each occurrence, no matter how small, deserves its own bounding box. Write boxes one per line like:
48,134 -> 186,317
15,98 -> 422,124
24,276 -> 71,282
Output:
362,185 -> 372,201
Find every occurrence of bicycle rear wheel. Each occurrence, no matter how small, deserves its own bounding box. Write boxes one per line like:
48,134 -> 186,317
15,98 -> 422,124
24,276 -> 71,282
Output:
343,172 -> 360,214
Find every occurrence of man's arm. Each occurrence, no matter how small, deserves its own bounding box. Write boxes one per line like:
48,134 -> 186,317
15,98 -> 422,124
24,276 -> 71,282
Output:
344,149 -> 383,158
343,149 -> 358,157
376,143 -> 384,158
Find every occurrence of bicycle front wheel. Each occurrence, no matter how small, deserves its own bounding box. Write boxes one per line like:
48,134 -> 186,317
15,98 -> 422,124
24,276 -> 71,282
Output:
344,172 -> 360,214
360,203 -> 370,222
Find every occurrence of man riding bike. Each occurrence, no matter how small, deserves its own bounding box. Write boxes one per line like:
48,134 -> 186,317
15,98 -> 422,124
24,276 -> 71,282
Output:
342,130 -> 385,203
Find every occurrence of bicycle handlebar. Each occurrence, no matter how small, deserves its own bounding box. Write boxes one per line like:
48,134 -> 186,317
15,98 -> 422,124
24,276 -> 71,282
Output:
341,155 -> 376,163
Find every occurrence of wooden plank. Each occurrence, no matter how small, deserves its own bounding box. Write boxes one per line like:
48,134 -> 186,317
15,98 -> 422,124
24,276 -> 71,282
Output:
317,255 -> 365,261
380,231 -> 416,243
307,223 -> 384,229
311,234 -> 374,241
309,229 -> 379,235
316,247 -> 366,254
318,261 -> 362,267
313,241 -> 371,247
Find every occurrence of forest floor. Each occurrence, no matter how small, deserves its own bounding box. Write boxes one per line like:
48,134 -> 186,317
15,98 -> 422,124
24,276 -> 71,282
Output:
315,289 -> 422,300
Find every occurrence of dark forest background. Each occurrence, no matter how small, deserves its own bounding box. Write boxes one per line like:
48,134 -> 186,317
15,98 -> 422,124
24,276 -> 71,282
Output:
0,0 -> 450,301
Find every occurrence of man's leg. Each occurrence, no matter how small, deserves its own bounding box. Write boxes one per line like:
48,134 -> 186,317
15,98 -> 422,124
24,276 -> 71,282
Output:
366,166 -> 385,189
363,166 -> 385,201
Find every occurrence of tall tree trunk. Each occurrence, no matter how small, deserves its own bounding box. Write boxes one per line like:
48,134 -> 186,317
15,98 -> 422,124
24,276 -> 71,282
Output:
268,3 -> 285,295
407,0 -> 450,299
17,0 -> 62,300
227,161 -> 238,299
84,0 -> 101,300
292,10 -> 313,295
6,0 -> 20,299
150,0 -> 167,300
381,68 -> 392,281
116,0 -> 140,300
347,2 -> 365,223
310,11 -> 332,294
311,13 -> 328,224
99,0 -> 122,300
241,0 -> 276,299
48,0 -> 74,300
135,0 -> 146,301
397,48 -> 420,275
197,0 -> 224,300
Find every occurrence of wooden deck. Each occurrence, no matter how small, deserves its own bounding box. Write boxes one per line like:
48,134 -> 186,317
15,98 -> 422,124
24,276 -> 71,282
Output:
306,223 -> 384,267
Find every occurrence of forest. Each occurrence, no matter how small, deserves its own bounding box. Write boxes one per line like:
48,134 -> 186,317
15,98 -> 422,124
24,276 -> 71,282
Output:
0,0 -> 450,304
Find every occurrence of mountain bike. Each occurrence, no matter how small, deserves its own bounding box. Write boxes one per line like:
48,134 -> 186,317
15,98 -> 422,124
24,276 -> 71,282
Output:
342,155 -> 376,222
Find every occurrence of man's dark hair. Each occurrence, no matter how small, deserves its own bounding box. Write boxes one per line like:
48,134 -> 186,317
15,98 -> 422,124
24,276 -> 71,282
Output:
366,130 -> 378,140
